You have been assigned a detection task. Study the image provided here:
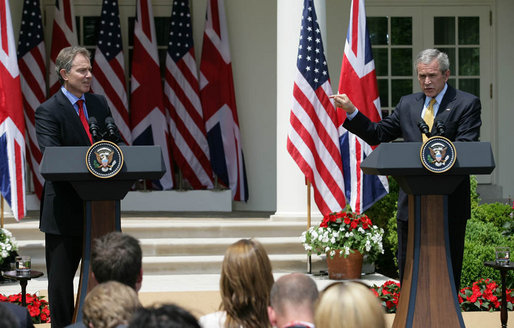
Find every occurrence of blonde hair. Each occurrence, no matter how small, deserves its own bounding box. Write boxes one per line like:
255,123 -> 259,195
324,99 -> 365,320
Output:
314,282 -> 386,328
220,238 -> 274,328
83,281 -> 141,328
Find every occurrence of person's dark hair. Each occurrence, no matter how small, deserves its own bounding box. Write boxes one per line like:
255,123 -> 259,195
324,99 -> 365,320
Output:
128,304 -> 200,328
91,232 -> 142,289
270,272 -> 319,317
55,46 -> 91,85
0,303 -> 19,328
415,48 -> 450,74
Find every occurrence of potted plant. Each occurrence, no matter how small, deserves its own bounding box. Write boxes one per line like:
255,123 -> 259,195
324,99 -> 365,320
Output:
0,228 -> 18,275
300,207 -> 384,279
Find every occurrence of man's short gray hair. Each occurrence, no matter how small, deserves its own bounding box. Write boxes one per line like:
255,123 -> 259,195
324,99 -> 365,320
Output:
415,48 -> 450,74
55,46 -> 91,85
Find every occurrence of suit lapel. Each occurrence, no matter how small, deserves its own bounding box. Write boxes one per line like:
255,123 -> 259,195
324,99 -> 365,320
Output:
56,91 -> 91,144
435,85 -> 457,123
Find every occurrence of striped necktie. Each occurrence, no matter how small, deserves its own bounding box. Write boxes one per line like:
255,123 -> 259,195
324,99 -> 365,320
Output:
422,98 -> 436,142
77,100 -> 92,143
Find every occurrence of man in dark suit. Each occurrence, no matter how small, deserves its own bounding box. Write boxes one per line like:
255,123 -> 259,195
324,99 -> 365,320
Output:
35,46 -> 121,327
330,48 -> 481,289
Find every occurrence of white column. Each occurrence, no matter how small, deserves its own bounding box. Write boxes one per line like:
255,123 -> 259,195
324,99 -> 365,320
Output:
273,0 -> 326,221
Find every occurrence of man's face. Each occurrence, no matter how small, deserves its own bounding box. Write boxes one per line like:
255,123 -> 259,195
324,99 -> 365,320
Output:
61,53 -> 92,97
417,59 -> 449,98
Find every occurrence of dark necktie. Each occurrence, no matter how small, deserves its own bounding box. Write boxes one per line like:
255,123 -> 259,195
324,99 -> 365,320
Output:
77,99 -> 92,143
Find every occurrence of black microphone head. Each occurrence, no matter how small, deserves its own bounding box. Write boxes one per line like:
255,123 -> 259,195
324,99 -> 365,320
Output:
417,120 -> 429,134
105,117 -> 115,125
435,120 -> 446,135
88,116 -> 98,125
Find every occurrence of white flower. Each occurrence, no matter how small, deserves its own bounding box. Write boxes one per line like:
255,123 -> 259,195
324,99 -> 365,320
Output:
325,246 -> 331,252
329,250 -> 336,257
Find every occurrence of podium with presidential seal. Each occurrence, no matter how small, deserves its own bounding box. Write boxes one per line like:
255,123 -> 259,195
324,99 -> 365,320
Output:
40,142 -> 165,323
361,139 -> 495,328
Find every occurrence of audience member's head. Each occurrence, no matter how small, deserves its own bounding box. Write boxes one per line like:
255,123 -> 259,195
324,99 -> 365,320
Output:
91,232 -> 143,291
0,302 -> 20,328
83,281 -> 141,328
314,282 -> 386,328
128,304 -> 200,328
268,273 -> 319,328
220,238 -> 274,328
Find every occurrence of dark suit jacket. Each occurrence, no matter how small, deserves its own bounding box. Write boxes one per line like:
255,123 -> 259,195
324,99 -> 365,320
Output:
35,91 -> 116,236
0,302 -> 35,328
343,85 -> 481,222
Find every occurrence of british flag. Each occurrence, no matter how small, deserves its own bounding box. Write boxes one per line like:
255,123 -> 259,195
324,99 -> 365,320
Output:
48,0 -> 77,96
17,0 -> 45,201
287,0 -> 346,216
164,0 -> 213,189
199,0 -> 248,201
91,0 -> 131,144
338,0 -> 388,213
130,0 -> 173,189
0,0 -> 26,220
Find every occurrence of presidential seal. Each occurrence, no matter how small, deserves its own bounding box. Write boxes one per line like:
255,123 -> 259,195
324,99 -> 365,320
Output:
420,136 -> 457,173
85,140 -> 124,178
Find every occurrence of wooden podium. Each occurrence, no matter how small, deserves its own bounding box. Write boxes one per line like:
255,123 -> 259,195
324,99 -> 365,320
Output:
361,141 -> 495,327
40,145 -> 165,323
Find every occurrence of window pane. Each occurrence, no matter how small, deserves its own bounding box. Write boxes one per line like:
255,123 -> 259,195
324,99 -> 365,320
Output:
368,17 -> 388,45
459,78 -> 480,97
458,17 -> 479,44
391,17 -> 412,45
377,79 -> 388,108
374,48 -> 388,76
459,48 -> 479,75
155,17 -> 171,46
438,47 -> 456,73
391,48 -> 412,76
392,79 -> 412,105
434,17 -> 455,45
448,78 -> 456,87
83,17 -> 99,46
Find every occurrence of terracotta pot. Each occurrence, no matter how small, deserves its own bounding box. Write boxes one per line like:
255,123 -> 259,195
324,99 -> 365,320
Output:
326,249 -> 363,280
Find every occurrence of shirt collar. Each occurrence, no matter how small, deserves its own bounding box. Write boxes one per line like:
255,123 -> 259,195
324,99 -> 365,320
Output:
60,86 -> 85,106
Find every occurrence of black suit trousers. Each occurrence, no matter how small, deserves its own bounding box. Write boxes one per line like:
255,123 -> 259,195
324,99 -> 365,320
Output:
45,233 -> 83,328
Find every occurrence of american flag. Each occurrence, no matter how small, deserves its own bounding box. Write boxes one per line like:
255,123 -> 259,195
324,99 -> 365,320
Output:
287,0 -> 346,216
199,0 -> 248,201
338,0 -> 388,213
0,0 -> 26,220
164,0 -> 213,189
130,0 -> 174,189
91,0 -> 131,144
49,0 -> 77,96
17,0 -> 45,201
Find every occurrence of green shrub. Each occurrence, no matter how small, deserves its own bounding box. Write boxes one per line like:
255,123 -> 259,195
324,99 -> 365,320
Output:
472,202 -> 512,229
461,218 -> 514,289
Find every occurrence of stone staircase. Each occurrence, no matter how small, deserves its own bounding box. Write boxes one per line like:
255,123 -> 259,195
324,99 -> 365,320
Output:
3,211 -> 327,276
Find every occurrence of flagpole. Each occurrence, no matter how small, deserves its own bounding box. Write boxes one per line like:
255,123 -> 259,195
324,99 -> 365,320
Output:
306,179 -> 312,274
1,195 -> 4,228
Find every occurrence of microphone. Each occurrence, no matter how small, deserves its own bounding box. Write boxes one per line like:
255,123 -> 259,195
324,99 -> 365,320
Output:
417,120 -> 431,139
434,120 -> 446,136
88,117 -> 101,142
104,117 -> 119,142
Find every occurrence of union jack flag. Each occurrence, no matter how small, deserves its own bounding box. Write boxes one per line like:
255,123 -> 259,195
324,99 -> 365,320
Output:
91,0 -> 131,144
338,0 -> 388,213
164,0 -> 213,189
17,0 -> 45,201
130,0 -> 173,189
48,0 -> 77,96
0,0 -> 26,220
287,0 -> 346,216
200,0 -> 248,201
